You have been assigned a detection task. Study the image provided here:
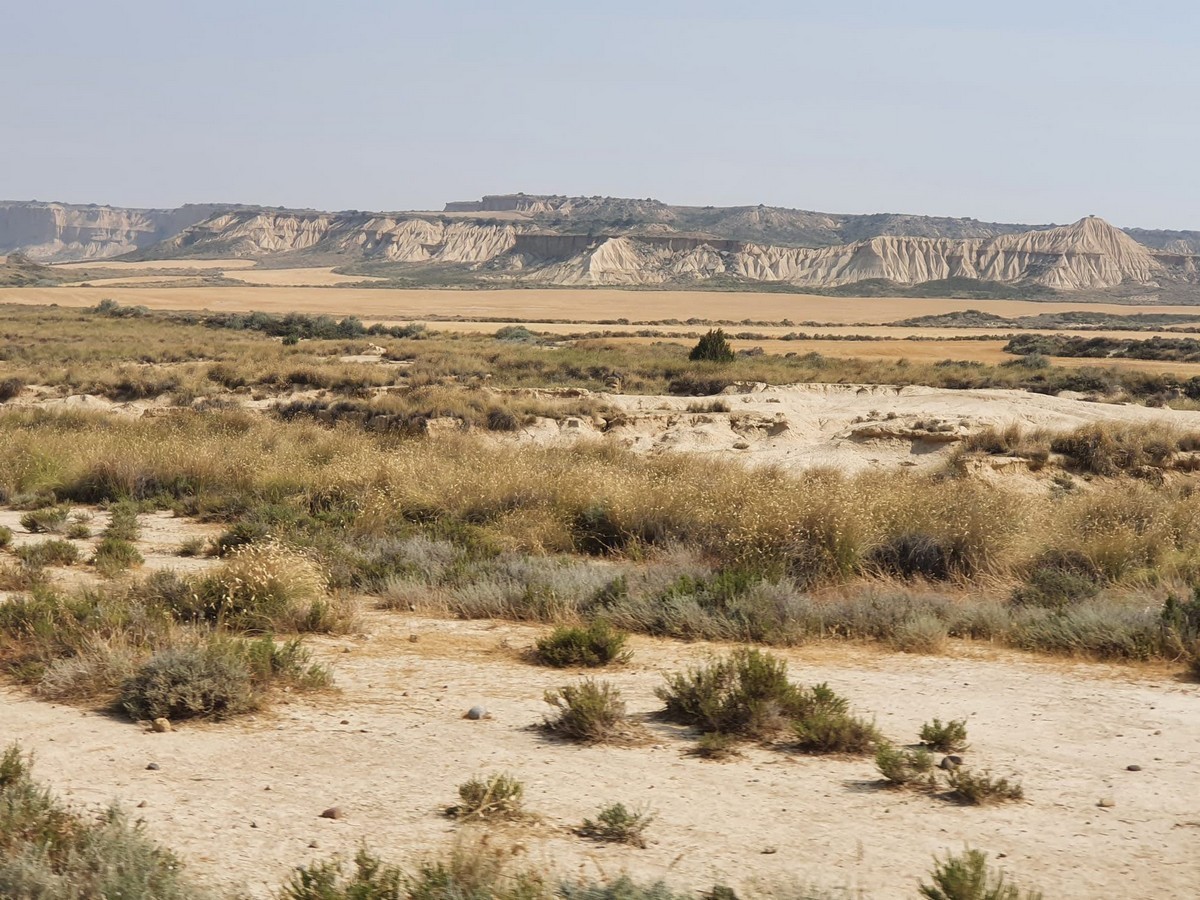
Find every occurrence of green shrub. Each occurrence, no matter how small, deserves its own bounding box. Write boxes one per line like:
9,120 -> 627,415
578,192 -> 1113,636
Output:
920,718 -> 970,753
534,621 -> 631,667
656,648 -> 806,738
93,537 -> 145,577
543,679 -> 629,743
689,329 -> 735,363
560,878 -> 694,900
578,803 -> 654,848
875,742 -> 936,789
104,500 -> 141,542
118,640 -> 255,721
19,505 -> 70,534
15,539 -> 80,567
690,732 -> 740,761
792,706 -> 880,755
920,848 -> 1043,900
118,636 -> 327,721
280,848 -> 403,900
0,526 -> 10,548
0,744 -> 207,899
66,521 -> 91,539
175,537 -> 207,557
946,768 -> 1024,805
451,773 -> 525,821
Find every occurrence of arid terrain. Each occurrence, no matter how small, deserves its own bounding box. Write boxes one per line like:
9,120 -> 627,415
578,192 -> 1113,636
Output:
2,224 -> 1200,899
5,611 -> 1196,900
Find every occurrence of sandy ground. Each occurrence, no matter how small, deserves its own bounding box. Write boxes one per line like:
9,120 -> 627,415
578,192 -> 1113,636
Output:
4,612 -> 1196,899
509,381 -> 1200,473
7,284 -> 1200,325
0,507 -> 222,599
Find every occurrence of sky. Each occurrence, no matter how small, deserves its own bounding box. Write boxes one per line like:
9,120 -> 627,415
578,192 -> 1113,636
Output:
3,0 -> 1198,229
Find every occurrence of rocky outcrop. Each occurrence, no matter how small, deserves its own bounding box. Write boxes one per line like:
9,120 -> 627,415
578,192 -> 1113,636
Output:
0,202 -> 221,261
503,216 -> 1190,292
4,194 -> 1197,296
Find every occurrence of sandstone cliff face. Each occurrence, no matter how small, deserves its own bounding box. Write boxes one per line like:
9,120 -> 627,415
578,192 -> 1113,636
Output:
9,195 -> 1195,296
143,210 -> 1200,294
0,202 -> 219,261
154,211 -> 526,262
504,217 -> 1190,292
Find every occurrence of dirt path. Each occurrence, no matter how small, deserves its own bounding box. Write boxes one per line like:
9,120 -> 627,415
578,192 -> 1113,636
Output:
4,611 -> 1197,898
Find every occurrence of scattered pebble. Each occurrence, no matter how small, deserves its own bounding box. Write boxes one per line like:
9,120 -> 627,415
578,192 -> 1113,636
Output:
320,806 -> 343,820
146,763 -> 160,771
137,800 -> 147,808
465,706 -> 489,720
939,755 -> 964,770
151,718 -> 172,733
340,719 -> 350,725
1127,764 -> 1143,772
1098,798 -> 1116,808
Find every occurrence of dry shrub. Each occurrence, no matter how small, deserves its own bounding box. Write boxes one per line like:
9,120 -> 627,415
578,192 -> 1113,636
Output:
118,635 -> 327,721
0,744 -> 208,899
945,768 -> 1024,805
658,648 -> 879,753
920,848 -> 1043,900
92,537 -> 145,578
875,742 -> 937,789
578,803 -> 655,848
450,773 -> 526,821
543,679 -> 629,743
198,542 -> 352,633
919,718 -> 969,753
1049,422 -> 1178,475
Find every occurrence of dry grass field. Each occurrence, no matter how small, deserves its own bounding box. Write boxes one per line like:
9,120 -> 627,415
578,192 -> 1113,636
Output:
17,279 -> 1200,323
2,284 -> 1200,898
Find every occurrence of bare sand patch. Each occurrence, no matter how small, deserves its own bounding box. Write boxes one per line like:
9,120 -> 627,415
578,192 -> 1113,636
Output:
508,382 -> 1200,473
2,610 -> 1194,899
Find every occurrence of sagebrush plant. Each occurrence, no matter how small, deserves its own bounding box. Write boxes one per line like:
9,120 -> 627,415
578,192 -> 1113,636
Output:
104,500 -> 142,542
0,743 -> 208,899
920,718 -> 970,753
93,536 -> 145,577
282,838 -> 550,900
15,539 -> 80,567
0,525 -> 11,548
945,768 -> 1024,805
658,649 -> 877,753
118,635 -> 328,721
875,742 -> 936,789
18,505 -> 70,534
578,803 -> 655,848
543,678 -> 630,743
533,621 -> 632,667
691,731 -> 740,760
919,848 -> 1043,900
791,704 -> 881,755
451,773 -> 526,821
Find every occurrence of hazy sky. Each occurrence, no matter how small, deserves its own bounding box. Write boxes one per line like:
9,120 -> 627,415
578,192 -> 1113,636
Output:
4,1 -> 1198,228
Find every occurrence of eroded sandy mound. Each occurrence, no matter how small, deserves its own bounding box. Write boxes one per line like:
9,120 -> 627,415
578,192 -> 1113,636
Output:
505,382 -> 1200,473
